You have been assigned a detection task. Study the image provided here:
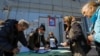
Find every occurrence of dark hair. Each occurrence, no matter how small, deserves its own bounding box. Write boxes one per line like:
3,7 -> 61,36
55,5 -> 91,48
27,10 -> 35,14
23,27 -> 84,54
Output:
40,24 -> 45,31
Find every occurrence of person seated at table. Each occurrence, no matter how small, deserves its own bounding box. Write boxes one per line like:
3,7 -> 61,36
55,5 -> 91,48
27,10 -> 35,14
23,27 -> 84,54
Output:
46,32 -> 58,49
28,27 -> 46,52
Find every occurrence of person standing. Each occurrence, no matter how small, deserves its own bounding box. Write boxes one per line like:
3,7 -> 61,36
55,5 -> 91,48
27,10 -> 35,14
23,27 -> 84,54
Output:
82,1 -> 100,56
61,16 -> 88,56
0,19 -> 29,56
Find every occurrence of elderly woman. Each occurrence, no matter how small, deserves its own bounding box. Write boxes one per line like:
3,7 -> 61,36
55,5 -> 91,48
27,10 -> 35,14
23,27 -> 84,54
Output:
61,16 -> 89,56
82,1 -> 100,56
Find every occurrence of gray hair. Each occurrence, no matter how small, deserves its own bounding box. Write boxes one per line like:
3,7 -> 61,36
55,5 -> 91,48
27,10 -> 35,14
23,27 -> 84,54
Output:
18,19 -> 29,28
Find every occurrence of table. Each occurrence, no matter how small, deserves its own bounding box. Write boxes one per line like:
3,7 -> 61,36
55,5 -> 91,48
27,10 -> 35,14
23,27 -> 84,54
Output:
16,49 -> 72,56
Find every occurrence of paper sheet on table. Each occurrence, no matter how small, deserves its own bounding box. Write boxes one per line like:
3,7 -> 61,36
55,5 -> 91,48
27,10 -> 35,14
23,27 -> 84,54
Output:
33,49 -> 49,54
19,46 -> 30,53
38,49 -> 49,53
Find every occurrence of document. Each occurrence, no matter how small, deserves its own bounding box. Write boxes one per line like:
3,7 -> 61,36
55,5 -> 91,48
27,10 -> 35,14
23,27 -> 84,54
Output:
33,49 -> 49,54
19,46 -> 30,53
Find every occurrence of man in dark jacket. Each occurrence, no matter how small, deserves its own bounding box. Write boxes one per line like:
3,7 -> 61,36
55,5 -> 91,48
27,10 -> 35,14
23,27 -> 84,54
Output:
0,19 -> 29,56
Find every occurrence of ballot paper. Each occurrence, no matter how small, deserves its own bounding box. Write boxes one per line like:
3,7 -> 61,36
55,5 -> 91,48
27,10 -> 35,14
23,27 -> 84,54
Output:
19,46 -> 30,53
38,49 -> 49,53
33,49 -> 49,54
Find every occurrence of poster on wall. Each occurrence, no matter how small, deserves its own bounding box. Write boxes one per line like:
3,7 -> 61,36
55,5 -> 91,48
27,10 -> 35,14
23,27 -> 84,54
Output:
48,17 -> 56,27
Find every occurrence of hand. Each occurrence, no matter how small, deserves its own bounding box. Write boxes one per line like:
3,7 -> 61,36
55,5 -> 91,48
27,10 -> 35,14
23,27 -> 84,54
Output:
12,48 -> 19,54
44,47 -> 49,50
34,47 -> 39,50
88,34 -> 94,42
60,42 -> 68,47
45,45 -> 49,50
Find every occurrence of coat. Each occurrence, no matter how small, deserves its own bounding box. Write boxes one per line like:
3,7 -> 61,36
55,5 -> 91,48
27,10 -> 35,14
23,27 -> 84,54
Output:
28,31 -> 46,49
67,21 -> 90,54
90,6 -> 100,51
92,6 -> 100,43
0,19 -> 27,52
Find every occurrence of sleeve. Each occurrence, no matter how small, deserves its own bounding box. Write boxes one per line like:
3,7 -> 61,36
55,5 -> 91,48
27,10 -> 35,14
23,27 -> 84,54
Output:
0,23 -> 14,52
27,33 -> 35,50
41,35 -> 46,46
55,37 -> 58,44
72,23 -> 82,39
67,23 -> 83,44
18,32 -> 27,47
46,37 -> 50,45
93,10 -> 100,43
28,32 -> 38,49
